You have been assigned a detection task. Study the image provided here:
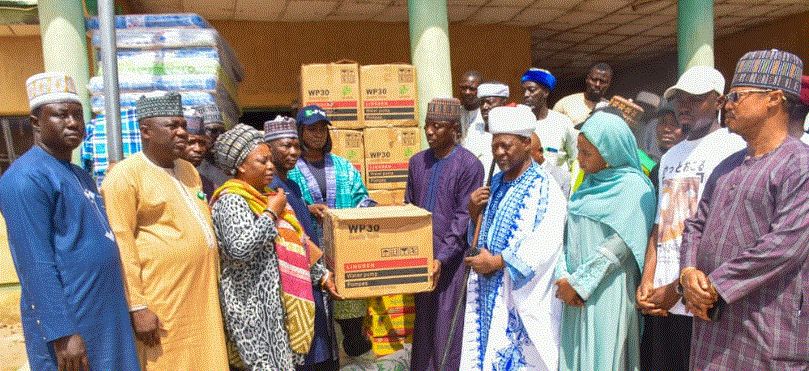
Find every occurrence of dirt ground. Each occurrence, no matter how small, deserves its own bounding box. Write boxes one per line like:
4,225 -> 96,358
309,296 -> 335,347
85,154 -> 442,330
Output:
0,288 -> 26,371
0,322 -> 26,371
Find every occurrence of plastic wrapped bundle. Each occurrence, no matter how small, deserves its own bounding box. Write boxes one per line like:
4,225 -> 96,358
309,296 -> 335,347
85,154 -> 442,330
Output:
85,13 -> 211,30
88,73 -> 239,102
92,28 -> 219,49
90,28 -> 244,81
98,48 -> 242,83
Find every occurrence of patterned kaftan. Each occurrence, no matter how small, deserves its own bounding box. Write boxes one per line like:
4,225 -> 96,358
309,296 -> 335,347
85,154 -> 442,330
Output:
460,164 -> 567,371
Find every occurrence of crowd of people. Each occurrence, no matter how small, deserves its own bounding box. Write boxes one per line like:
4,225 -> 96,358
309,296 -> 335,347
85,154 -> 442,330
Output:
0,47 -> 807,371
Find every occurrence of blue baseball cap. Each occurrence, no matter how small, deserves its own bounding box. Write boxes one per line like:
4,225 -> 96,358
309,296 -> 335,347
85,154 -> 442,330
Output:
296,105 -> 331,126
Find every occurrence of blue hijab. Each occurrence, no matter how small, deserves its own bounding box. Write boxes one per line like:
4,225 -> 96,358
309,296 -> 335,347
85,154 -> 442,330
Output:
568,111 -> 656,271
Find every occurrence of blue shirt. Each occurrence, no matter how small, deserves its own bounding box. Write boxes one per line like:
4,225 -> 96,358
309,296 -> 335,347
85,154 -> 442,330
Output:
0,146 -> 139,370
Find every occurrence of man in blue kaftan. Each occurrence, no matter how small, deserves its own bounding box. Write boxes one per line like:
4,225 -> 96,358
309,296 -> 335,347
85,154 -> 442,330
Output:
0,73 -> 139,370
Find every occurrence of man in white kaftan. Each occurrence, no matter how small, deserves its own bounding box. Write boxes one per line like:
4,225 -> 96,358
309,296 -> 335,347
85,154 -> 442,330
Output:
461,105 -> 567,371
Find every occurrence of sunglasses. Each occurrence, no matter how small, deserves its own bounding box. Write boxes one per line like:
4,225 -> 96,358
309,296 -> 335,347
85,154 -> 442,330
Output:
720,89 -> 774,104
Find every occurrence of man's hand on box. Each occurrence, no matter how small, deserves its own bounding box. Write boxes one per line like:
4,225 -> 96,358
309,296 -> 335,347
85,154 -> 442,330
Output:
429,259 -> 441,290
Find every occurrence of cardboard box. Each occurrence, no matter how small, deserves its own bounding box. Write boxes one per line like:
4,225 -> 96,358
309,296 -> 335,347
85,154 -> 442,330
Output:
364,127 -> 420,190
361,64 -> 418,127
300,62 -> 361,129
329,129 -> 366,183
368,189 -> 406,206
323,205 -> 433,299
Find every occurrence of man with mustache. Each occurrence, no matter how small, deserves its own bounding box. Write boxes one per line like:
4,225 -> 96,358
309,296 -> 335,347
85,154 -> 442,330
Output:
180,110 -> 210,169
553,63 -> 613,127
0,72 -> 140,371
522,67 -> 578,184
461,105 -> 567,371
464,81 -> 509,183
680,49 -> 809,370
101,93 -> 228,369
406,97 -> 483,370
636,66 -> 744,371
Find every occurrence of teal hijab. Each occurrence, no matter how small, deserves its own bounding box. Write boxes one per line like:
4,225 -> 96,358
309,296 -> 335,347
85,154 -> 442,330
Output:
568,111 -> 656,271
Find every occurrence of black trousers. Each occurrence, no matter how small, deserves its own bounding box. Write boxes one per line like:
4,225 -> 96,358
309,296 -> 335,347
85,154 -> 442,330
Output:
336,316 -> 372,357
640,314 -> 693,371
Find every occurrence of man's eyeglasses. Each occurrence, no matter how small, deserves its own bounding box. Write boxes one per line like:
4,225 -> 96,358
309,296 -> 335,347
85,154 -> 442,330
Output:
720,89 -> 774,104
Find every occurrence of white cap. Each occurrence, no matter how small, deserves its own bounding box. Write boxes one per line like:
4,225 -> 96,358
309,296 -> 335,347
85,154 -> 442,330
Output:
663,66 -> 725,100
635,91 -> 661,108
488,104 -> 535,138
26,72 -> 81,111
477,82 -> 509,99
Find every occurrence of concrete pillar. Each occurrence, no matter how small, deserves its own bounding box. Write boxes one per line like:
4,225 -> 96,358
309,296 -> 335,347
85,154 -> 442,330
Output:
677,0 -> 714,74
408,0 -> 453,148
38,0 -> 92,164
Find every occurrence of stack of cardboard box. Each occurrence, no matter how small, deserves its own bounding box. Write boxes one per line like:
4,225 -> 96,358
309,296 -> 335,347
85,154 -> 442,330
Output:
302,62 -> 422,356
301,62 -> 420,207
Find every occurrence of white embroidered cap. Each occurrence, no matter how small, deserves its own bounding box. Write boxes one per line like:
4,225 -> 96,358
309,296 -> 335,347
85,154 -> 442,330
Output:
488,104 -> 536,138
26,72 -> 81,111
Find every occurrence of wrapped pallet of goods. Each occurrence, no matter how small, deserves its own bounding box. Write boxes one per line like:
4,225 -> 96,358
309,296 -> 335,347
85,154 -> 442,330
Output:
81,108 -> 141,184
84,13 -> 244,180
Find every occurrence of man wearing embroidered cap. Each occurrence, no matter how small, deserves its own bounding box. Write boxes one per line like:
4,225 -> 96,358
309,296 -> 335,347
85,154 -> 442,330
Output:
181,108 -> 220,197
522,67 -> 578,186
636,65 -> 745,371
461,105 -> 567,370
101,93 -> 228,369
264,116 -> 340,370
462,81 -> 509,183
678,49 -> 809,370
195,104 -> 230,198
407,97 -> 483,370
0,73 -> 139,370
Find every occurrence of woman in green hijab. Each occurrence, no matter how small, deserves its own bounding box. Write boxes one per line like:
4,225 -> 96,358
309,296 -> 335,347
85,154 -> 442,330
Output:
555,109 -> 656,371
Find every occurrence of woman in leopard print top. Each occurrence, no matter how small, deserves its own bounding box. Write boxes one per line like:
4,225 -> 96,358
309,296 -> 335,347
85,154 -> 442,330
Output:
210,125 -> 332,370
